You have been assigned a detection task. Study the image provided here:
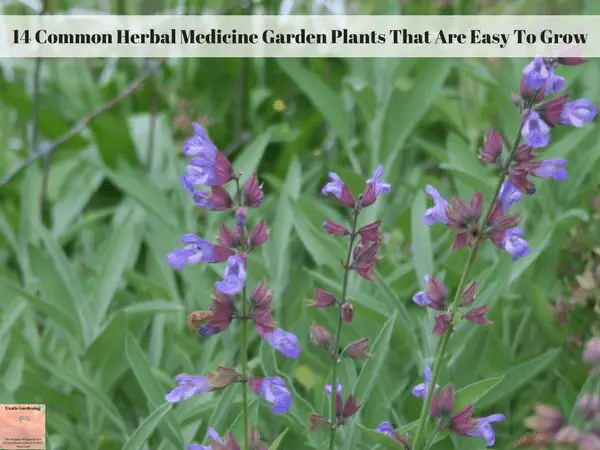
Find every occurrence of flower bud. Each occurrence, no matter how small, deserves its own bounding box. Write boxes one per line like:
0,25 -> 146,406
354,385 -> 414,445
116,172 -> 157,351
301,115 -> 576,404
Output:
322,221 -> 350,237
343,338 -> 371,360
358,220 -> 382,242
341,302 -> 354,324
538,95 -> 569,126
243,173 -> 264,207
235,207 -> 248,227
555,425 -> 584,445
307,412 -> 331,432
310,288 -> 337,308
207,367 -> 243,390
557,57 -> 586,66
577,393 -> 600,420
360,183 -> 377,207
461,280 -> 477,306
250,220 -> 269,249
430,384 -> 455,417
524,403 -> 564,433
219,224 -> 241,248
464,305 -> 491,325
433,314 -> 452,336
309,323 -> 334,348
342,394 -> 360,418
583,337 -> 600,364
479,128 -> 503,165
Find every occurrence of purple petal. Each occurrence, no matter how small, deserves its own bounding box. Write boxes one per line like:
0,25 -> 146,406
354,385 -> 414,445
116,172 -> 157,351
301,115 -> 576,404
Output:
560,99 -> 597,127
522,57 -> 549,90
165,374 -> 209,403
375,421 -> 395,436
321,172 -> 344,198
423,185 -> 449,225
264,328 -> 301,359
522,111 -> 551,149
412,291 -> 430,307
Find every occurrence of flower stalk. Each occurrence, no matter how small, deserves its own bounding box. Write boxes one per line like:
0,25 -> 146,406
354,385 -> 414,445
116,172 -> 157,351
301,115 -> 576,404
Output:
412,112 -> 530,450
328,202 -> 361,450
235,176 -> 250,450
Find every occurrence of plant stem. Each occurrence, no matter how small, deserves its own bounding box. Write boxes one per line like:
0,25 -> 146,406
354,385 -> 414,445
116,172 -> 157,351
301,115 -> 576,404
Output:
411,116 -> 527,450
328,205 -> 361,450
240,285 -> 249,450
235,177 -> 249,450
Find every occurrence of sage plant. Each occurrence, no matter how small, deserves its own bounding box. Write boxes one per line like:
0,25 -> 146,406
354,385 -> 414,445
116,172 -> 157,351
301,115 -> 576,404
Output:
305,166 -> 405,449
409,57 -> 597,450
163,123 -> 301,450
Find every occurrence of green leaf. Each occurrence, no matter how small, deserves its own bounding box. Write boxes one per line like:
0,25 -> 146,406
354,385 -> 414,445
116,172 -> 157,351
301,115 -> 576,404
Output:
208,383 -> 239,434
34,224 -> 90,342
36,359 -> 127,434
2,277 -> 79,341
345,311 -> 397,447
477,348 -> 561,409
233,129 -> 272,177
122,403 -> 173,450
410,189 -> 434,284
380,59 -> 453,169
268,429 -> 290,450
453,376 -> 505,411
51,161 -> 104,237
277,59 -> 352,147
91,113 -> 138,169
123,300 -> 183,315
125,333 -> 183,448
104,163 -> 178,230
91,210 -> 140,330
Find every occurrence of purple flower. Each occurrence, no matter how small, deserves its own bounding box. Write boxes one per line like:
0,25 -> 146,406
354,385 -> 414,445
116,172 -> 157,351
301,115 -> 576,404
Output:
545,66 -> 565,95
188,428 -> 225,449
167,234 -> 233,269
215,255 -> 246,295
375,421 -> 395,436
188,445 -> 209,450
412,365 -> 440,399
324,381 -> 342,395
360,165 -> 391,207
367,164 -> 391,195
321,172 -> 344,197
522,57 -> 549,90
412,274 -> 447,309
521,110 -> 551,148
183,123 -> 218,158
467,413 -> 505,447
320,172 -> 355,208
503,228 -> 530,261
264,328 -> 301,358
423,185 -> 449,225
559,99 -> 597,127
533,159 -> 568,180
412,275 -> 432,307
498,180 -> 522,212
193,186 -> 232,211
180,124 -> 232,190
165,374 -> 210,403
250,376 -> 292,414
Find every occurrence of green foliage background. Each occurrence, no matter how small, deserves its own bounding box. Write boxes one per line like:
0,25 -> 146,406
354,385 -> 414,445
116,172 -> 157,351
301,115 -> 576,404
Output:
1,0 -> 600,449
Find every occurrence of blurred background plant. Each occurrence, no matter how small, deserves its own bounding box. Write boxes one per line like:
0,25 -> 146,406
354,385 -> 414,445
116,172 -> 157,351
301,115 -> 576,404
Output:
1,0 -> 600,449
